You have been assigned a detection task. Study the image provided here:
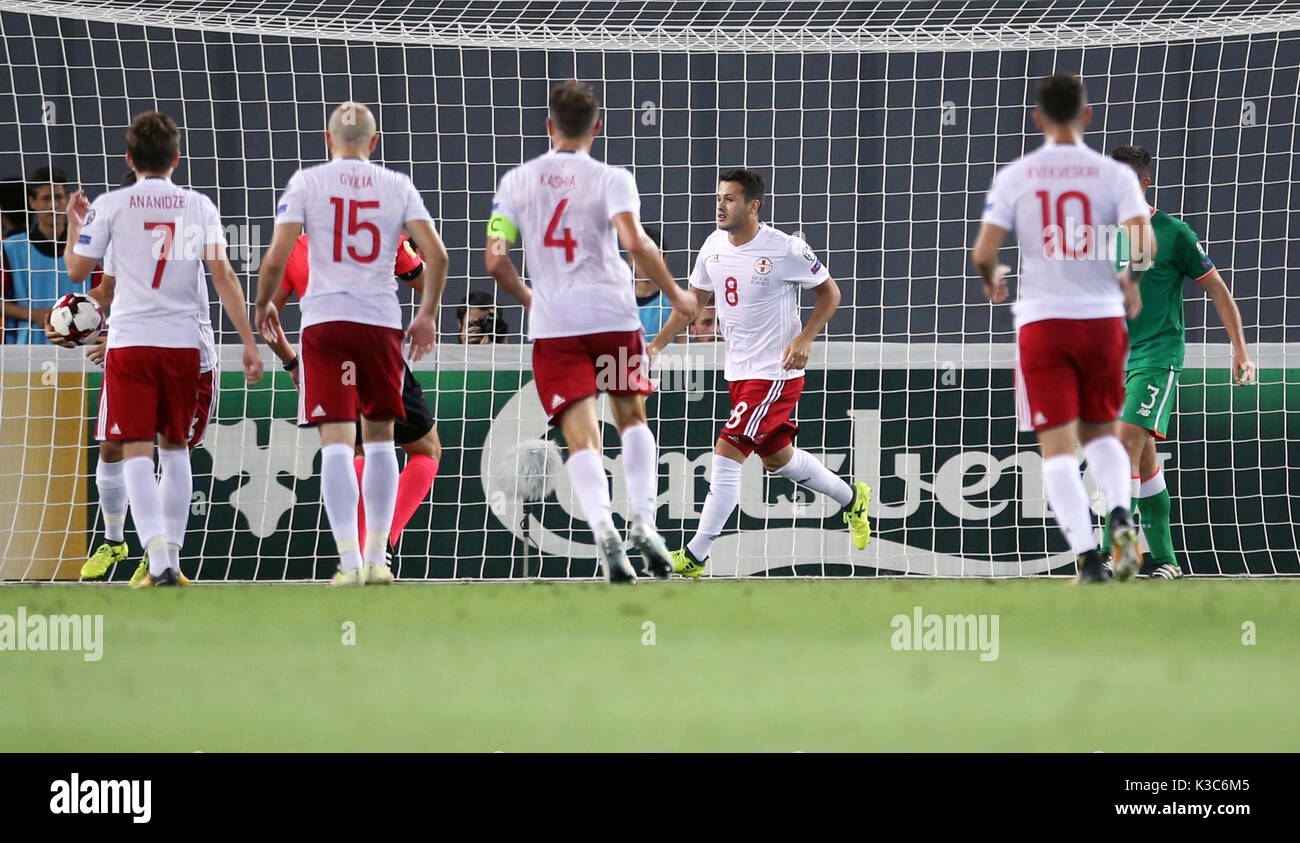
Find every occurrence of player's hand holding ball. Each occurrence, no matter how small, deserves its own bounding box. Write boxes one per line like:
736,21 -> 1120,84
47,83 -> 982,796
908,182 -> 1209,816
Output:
47,293 -> 104,346
983,264 -> 1010,304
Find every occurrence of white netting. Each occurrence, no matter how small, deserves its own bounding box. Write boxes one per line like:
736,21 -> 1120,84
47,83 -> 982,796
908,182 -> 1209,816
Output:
1,0 -> 1297,580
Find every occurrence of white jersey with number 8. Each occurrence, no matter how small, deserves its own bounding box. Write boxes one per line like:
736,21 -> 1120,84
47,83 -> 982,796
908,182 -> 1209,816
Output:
981,140 -> 1149,329
275,156 -> 433,331
491,149 -> 642,340
689,224 -> 830,382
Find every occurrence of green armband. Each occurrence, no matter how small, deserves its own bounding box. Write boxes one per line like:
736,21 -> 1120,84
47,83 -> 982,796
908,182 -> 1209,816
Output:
487,212 -> 518,244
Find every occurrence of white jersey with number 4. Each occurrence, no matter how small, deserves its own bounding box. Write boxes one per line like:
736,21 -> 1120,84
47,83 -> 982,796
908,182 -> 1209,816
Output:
102,241 -> 217,373
689,223 -> 831,382
981,140 -> 1149,329
73,176 -> 224,352
491,149 -> 641,340
275,156 -> 433,331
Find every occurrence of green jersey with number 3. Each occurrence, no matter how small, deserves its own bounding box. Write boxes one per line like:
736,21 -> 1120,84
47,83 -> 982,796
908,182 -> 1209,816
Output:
1120,209 -> 1217,371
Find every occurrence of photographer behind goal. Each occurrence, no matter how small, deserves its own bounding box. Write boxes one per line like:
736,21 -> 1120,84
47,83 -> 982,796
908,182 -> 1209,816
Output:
456,290 -> 511,344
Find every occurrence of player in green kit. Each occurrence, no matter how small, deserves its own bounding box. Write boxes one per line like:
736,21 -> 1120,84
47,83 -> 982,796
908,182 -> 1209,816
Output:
1105,146 -> 1255,578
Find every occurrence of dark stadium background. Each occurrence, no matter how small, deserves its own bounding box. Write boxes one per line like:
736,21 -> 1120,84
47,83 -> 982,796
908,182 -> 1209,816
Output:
1,4 -> 1297,344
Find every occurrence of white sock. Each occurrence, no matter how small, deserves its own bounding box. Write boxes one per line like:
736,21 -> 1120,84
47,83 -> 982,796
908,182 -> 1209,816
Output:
96,457 -> 128,543
146,537 -> 171,577
123,456 -> 167,570
321,443 -> 364,572
620,423 -> 659,524
361,440 -> 399,566
772,448 -> 854,508
1042,454 -> 1097,555
565,448 -> 615,538
1139,468 -> 1167,498
687,454 -> 743,561
1083,435 -> 1132,517
157,448 -> 191,569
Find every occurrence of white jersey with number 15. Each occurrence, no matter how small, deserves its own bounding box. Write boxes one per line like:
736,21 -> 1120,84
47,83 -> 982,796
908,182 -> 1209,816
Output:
275,156 -> 433,331
491,149 -> 642,340
981,140 -> 1149,329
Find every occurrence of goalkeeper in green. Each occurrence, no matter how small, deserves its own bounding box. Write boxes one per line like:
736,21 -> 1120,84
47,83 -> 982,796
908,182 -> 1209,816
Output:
1105,146 -> 1255,578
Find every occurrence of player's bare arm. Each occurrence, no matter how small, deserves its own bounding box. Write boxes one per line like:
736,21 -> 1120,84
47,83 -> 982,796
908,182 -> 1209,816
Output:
61,188 -> 98,283
255,221 -> 302,344
611,211 -> 696,327
783,277 -> 840,370
206,241 -> 264,385
1196,268 -> 1255,385
650,286 -> 713,360
484,234 -> 532,310
970,222 -> 1010,303
1118,213 -> 1156,319
404,218 -> 448,361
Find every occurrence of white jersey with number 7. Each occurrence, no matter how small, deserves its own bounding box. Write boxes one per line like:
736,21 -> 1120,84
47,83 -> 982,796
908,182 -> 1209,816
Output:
72,176 -> 224,352
981,140 -> 1149,329
490,149 -> 642,340
275,156 -> 433,331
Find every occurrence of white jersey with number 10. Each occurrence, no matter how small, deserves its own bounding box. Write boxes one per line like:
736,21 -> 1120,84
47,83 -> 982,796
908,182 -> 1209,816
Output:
491,149 -> 642,340
275,156 -> 433,331
981,140 -> 1149,329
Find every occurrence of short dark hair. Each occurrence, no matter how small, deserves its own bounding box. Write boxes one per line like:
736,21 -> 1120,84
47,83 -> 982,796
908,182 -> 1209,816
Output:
127,111 -> 181,172
1111,145 -> 1153,182
26,166 -> 68,199
549,80 -> 600,139
457,290 -> 496,323
1037,73 -> 1088,124
719,169 -> 765,211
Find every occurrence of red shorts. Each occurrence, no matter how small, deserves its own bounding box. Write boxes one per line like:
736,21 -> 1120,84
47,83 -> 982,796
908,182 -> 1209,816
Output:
299,321 -> 406,425
188,369 -> 216,449
97,346 -> 201,444
719,377 -> 803,457
1016,317 -> 1127,432
532,330 -> 652,425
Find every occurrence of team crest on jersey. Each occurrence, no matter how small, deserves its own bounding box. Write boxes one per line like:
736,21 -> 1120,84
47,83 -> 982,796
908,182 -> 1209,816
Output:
754,257 -> 773,275
84,208 -> 95,225
801,245 -> 815,262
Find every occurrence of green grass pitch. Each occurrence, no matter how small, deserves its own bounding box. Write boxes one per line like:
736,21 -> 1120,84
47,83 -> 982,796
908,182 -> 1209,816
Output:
1,579 -> 1296,752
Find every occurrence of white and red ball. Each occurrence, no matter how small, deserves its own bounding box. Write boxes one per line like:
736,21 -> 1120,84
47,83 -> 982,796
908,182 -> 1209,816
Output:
48,293 -> 104,345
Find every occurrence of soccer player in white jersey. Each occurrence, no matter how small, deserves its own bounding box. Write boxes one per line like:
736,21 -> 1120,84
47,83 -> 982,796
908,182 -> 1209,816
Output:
65,168 -> 222,585
971,73 -> 1156,584
63,111 -> 263,587
484,80 -> 697,583
648,169 -> 872,578
255,102 -> 448,587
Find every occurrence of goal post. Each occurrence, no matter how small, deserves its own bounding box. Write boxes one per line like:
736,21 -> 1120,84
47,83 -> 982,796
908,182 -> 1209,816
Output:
1,0 -> 1298,579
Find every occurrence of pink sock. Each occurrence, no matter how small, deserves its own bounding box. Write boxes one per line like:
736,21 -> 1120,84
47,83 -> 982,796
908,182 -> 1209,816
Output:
391,455 -> 438,546
354,456 -> 367,547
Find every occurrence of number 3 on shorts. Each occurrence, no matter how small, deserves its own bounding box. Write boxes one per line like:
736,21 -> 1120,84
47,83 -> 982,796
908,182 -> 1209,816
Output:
725,401 -> 749,429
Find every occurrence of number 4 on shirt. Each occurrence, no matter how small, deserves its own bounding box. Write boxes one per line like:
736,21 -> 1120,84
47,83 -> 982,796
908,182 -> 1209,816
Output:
545,199 -> 577,263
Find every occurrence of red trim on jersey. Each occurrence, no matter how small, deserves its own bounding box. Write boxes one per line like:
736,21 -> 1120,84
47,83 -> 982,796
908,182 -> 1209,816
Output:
1191,266 -> 1216,283
280,233 -> 423,299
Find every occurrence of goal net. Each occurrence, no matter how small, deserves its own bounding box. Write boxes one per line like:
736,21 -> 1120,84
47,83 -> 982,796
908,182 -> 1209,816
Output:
1,0 -> 1298,580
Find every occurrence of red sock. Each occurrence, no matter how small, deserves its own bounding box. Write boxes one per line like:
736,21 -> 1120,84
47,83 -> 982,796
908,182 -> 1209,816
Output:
354,456 -> 367,547
390,455 -> 438,546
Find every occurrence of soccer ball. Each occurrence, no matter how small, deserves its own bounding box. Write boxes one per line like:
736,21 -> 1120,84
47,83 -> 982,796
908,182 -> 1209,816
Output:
48,293 -> 104,345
